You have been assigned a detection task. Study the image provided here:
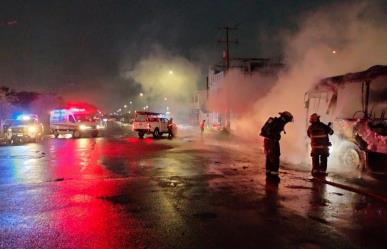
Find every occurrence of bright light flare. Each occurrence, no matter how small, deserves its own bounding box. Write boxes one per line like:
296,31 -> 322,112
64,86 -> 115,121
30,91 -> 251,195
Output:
28,126 -> 37,133
79,124 -> 92,130
168,70 -> 174,75
17,115 -> 31,121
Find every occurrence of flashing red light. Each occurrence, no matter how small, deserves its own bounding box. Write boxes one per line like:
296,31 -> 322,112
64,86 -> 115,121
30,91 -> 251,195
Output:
70,108 -> 86,112
64,102 -> 98,114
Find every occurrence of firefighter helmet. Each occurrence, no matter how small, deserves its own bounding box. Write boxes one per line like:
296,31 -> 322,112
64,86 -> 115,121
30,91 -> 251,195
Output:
279,111 -> 294,122
309,113 -> 320,123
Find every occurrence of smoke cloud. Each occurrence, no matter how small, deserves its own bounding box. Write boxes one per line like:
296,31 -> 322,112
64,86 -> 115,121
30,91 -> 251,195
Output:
208,69 -> 276,116
231,1 -> 387,166
124,48 -> 200,121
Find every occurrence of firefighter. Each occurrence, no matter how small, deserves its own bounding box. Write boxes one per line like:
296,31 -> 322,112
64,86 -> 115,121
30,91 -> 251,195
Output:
260,111 -> 294,181
200,119 -> 205,135
307,113 -> 334,176
167,118 -> 174,138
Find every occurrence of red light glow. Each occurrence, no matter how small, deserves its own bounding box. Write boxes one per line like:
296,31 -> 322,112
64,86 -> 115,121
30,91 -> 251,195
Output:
70,108 -> 86,112
63,101 -> 99,114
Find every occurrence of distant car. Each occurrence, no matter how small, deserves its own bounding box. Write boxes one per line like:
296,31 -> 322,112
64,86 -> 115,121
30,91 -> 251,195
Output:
132,111 -> 176,138
5,114 -> 44,144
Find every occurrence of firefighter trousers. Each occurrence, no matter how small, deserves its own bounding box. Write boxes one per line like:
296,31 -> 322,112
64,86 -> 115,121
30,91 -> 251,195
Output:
264,138 -> 280,174
312,154 -> 328,172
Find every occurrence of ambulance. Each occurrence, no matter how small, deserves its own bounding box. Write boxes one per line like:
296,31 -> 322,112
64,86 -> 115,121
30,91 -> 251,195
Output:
49,108 -> 106,138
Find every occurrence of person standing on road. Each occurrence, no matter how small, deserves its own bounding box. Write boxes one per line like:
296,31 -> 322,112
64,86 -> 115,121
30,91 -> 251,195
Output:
307,113 -> 334,177
167,118 -> 174,138
260,111 -> 294,181
200,119 -> 205,135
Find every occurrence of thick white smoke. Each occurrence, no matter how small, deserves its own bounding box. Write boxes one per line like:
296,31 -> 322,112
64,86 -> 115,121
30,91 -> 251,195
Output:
208,69 -> 276,116
234,1 -> 387,165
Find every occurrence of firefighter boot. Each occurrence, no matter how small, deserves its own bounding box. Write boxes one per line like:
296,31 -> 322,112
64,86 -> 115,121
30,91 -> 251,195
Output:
266,172 -> 280,182
319,155 -> 328,176
265,157 -> 271,177
311,156 -> 320,177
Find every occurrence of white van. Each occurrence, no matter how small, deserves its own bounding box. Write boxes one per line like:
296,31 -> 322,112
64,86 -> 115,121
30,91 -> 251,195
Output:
50,109 -> 105,138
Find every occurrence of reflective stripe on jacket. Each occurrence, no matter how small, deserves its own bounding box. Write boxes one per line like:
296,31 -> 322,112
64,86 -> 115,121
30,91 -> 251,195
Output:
307,121 -> 333,148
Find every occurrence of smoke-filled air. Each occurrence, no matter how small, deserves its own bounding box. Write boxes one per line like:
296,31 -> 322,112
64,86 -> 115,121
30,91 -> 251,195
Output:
125,49 -> 200,122
226,1 -> 387,166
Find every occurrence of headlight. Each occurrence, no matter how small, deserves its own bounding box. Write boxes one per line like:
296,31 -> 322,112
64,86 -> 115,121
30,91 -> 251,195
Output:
28,126 -> 37,133
79,124 -> 92,130
96,124 -> 105,129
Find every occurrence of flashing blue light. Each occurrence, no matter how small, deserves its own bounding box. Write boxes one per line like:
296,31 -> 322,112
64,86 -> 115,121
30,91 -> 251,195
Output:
14,114 -> 38,121
17,115 -> 31,121
11,112 -> 22,120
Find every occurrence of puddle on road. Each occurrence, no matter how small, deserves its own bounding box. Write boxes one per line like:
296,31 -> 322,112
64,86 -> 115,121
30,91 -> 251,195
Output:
286,185 -> 313,190
0,153 -> 46,160
71,194 -> 93,203
158,177 -> 185,188
99,194 -> 133,205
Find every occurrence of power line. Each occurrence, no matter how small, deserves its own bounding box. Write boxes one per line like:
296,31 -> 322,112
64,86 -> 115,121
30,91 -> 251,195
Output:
217,25 -> 238,70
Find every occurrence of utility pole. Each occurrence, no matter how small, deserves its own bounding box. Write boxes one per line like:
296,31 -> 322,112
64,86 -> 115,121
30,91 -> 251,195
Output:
218,25 -> 238,130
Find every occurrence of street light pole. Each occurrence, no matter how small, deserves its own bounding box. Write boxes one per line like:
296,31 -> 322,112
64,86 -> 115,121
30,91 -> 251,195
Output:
218,25 -> 238,130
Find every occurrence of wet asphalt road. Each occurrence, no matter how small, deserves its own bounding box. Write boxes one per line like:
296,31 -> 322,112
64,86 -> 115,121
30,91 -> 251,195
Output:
0,132 -> 386,249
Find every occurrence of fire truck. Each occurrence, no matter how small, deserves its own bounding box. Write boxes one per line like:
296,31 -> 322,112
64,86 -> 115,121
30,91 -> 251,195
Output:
305,65 -> 387,173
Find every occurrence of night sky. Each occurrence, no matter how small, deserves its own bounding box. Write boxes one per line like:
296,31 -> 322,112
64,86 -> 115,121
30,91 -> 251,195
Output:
1,0 -> 381,110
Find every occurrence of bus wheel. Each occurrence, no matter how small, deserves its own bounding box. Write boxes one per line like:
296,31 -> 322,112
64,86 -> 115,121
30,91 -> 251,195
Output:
341,144 -> 363,170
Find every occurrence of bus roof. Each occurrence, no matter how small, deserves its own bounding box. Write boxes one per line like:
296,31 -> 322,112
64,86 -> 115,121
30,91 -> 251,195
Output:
317,65 -> 387,88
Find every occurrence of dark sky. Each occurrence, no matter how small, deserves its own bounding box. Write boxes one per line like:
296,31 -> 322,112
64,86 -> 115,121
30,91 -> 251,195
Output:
0,0 -> 354,110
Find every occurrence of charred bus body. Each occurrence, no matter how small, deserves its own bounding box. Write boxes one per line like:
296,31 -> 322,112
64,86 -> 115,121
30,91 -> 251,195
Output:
305,65 -> 387,173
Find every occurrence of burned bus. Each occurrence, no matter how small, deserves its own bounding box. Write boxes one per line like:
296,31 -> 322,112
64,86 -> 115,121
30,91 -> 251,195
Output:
304,65 -> 387,173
